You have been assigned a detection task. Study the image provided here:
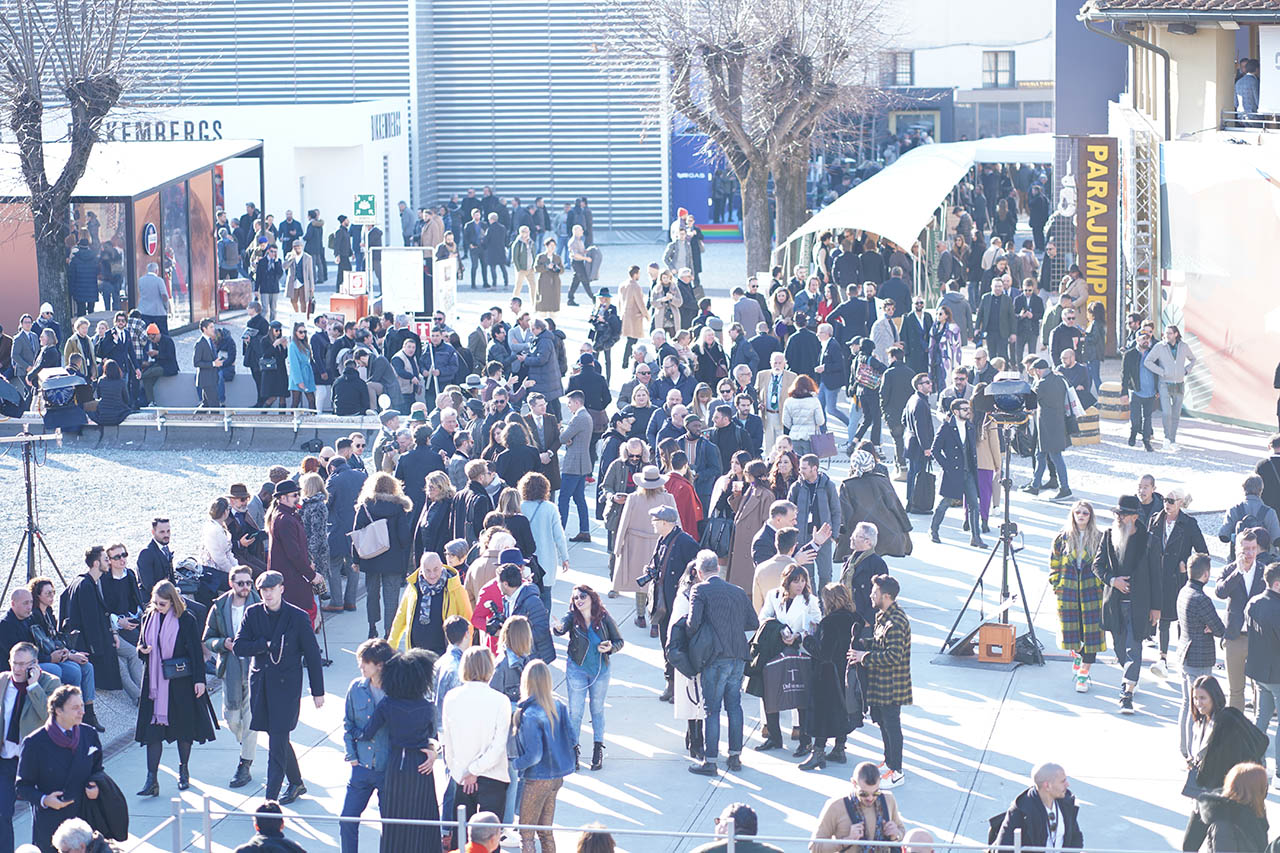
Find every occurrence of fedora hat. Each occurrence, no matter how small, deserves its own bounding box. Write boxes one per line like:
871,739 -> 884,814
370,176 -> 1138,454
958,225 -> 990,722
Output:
1113,494 -> 1142,515
228,483 -> 250,499
635,465 -> 668,490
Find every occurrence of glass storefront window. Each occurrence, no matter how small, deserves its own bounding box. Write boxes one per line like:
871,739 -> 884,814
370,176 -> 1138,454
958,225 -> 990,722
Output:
998,102 -> 1024,137
70,202 -> 127,316
953,103 -> 976,141
161,182 -> 191,328
977,103 -> 999,139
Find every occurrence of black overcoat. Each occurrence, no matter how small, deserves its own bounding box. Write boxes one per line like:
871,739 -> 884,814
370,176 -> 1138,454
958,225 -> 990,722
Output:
134,608 -> 219,744
232,601 -> 325,733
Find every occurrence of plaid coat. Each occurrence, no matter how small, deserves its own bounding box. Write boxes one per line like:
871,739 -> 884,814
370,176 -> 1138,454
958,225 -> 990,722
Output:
1049,532 -> 1106,654
863,602 -> 912,706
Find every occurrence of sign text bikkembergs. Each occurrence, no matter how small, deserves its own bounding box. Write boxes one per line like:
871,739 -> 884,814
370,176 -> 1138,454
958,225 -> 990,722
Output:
370,111 -> 401,141
101,119 -> 224,142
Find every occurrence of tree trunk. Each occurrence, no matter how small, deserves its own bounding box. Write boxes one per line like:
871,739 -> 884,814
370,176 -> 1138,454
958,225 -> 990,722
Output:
32,200 -> 72,334
772,153 -> 809,250
737,160 -> 771,276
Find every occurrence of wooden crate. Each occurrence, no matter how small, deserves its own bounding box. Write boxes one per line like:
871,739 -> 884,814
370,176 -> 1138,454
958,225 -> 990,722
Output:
1097,380 -> 1128,420
977,622 -> 1016,664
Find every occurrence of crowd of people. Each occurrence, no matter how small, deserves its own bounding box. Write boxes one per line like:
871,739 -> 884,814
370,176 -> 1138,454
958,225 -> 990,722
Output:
4,166 -> 1279,853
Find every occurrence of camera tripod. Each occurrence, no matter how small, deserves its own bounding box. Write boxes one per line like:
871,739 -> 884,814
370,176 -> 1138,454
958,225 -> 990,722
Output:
2,428 -> 66,604
939,418 -> 1043,664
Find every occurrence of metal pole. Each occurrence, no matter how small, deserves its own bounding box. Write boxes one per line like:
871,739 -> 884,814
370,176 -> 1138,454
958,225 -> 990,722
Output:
1014,826 -> 1023,853
23,439 -> 34,580
203,794 -> 213,853
726,817 -> 736,853
457,804 -> 467,848
171,798 -> 183,853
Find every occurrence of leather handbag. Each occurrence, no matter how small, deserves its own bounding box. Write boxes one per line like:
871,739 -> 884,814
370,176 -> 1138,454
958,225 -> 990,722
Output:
162,656 -> 193,679
811,429 -> 838,459
700,511 -> 735,558
349,506 -> 391,559
907,463 -> 937,514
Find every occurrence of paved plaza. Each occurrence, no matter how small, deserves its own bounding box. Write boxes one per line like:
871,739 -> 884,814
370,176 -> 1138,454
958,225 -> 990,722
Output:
2,242 -> 1275,851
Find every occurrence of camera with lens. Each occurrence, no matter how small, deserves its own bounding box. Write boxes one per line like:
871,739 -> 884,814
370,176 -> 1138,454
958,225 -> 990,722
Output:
484,599 -> 506,637
636,562 -> 659,588
984,372 -> 1038,426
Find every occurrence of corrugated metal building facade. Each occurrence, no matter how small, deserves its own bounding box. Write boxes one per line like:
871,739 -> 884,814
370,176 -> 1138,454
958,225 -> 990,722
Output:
139,0 -> 662,229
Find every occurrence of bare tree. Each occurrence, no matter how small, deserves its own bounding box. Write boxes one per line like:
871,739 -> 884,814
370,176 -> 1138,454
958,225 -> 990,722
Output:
0,0 -> 177,332
597,0 -> 887,272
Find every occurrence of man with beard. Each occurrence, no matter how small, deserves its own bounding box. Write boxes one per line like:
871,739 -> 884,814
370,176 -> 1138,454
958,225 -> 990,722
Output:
1093,495 -> 1162,715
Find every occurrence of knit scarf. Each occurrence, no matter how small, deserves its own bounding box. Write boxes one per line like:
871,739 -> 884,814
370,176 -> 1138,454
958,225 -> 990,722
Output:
417,573 -> 448,626
145,611 -> 181,725
44,716 -> 80,751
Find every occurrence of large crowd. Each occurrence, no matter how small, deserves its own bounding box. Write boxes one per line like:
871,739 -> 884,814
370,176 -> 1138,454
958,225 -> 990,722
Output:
0,170 -> 1277,853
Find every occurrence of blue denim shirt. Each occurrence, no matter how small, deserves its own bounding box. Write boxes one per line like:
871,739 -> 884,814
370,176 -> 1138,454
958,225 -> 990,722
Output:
344,677 -> 390,771
1136,349 -> 1157,399
434,645 -> 465,722
511,697 -> 576,780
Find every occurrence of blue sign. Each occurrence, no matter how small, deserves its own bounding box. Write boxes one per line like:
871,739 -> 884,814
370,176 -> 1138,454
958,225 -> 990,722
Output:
670,132 -> 713,225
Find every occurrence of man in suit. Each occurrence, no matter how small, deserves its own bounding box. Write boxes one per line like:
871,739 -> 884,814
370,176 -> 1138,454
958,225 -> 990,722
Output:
11,313 -> 39,388
522,393 -> 562,494
904,372 -> 935,505
194,318 -> 223,408
137,517 -> 175,599
1012,278 -> 1045,365
976,277 -> 1017,362
731,286 -> 765,333
814,321 -> 849,426
879,346 -> 914,478
467,311 -> 493,369
899,297 -> 933,375
748,321 -> 782,367
929,398 -> 983,548
755,352 -> 797,450
687,550 -> 759,776
751,500 -> 797,565
0,641 -> 59,853
226,483 -> 268,576
1217,527 -> 1267,711
232,570 -> 324,804
559,390 -> 594,542
783,312 -> 820,378
1021,359 -> 1072,500
202,565 -> 261,788
1095,496 -> 1162,715
733,393 -> 764,457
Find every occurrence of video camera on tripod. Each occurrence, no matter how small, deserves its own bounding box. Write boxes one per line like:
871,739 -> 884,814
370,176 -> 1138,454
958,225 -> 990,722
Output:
985,372 -> 1038,428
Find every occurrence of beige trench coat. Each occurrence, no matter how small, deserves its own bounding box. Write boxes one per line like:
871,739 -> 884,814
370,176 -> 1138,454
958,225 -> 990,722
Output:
611,489 -> 678,592
619,279 -> 650,340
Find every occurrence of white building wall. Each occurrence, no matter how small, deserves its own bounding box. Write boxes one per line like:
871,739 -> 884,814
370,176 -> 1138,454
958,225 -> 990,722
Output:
887,0 -> 1056,88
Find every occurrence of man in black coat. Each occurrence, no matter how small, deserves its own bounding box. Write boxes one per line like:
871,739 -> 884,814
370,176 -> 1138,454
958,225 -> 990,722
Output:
227,483 -> 268,576
1244,563 -> 1280,723
732,394 -> 764,458
647,505 -> 700,701
748,323 -> 782,367
136,518 -> 175,601
1012,279 -> 1045,365
879,347 -> 914,475
903,372 -> 935,506
992,763 -> 1083,850
898,298 -> 933,375
1094,495 -> 1162,714
830,283 -> 871,343
1254,434 -> 1280,517
232,570 -> 324,804
1217,527 -> 1268,711
814,322 -> 849,426
331,362 -> 369,416
394,425 -> 437,522
61,546 -> 124,696
783,313 -> 820,378
708,404 -> 749,469
976,277 -> 1016,362
452,459 -> 494,545
929,398 -> 983,548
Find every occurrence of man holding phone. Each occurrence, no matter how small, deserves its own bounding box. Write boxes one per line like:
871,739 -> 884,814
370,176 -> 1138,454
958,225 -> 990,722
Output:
0,641 -> 61,852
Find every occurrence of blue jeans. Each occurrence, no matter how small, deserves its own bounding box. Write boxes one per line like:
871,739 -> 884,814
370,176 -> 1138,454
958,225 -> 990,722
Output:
559,474 -> 589,535
818,385 -> 848,425
1110,600 -> 1144,686
1255,681 -> 1280,773
1180,665 -> 1213,760
1032,449 -> 1069,491
41,660 -> 94,702
699,658 -> 745,760
566,660 -> 611,745
340,764 -> 384,853
557,234 -> 570,263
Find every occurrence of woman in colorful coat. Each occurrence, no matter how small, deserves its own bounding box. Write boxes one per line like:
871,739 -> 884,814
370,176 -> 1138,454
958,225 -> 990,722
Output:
1048,500 -> 1105,694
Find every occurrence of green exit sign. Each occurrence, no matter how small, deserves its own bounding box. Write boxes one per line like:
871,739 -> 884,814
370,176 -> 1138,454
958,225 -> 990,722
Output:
352,194 -> 377,225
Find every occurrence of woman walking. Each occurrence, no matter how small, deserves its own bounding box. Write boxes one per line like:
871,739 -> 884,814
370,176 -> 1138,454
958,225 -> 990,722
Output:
134,580 -> 219,797
971,388 -> 1001,535
360,649 -> 442,853
1150,487 -> 1208,678
299,473 -> 333,614
512,660 -> 577,853
353,472 -> 415,640
258,321 -> 289,409
755,564 -> 822,757
1082,301 -> 1107,393
1048,501 -> 1105,693
491,616 -> 534,705
415,471 -> 456,565
782,375 -> 825,457
668,561 -> 706,760
724,460 -> 774,591
554,585 -> 623,771
520,472 -> 570,604
802,583 -> 864,770
287,321 -> 316,409
610,466 -> 677,623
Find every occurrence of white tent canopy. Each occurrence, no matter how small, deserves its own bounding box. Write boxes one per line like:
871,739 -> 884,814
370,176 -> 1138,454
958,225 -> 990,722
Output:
782,133 -> 1055,253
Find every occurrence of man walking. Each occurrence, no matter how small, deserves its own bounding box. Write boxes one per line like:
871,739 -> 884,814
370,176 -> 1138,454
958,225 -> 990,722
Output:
755,352 -> 797,450
1217,528 -> 1267,711
903,373 -> 934,504
687,551 -> 758,777
1022,359 -> 1072,500
203,565 -> 261,788
1144,324 -> 1197,452
559,390 -> 593,543
849,574 -> 911,787
1094,495 -> 1161,715
1122,329 -> 1157,452
1246,562 -> 1280,781
1176,554 -> 1224,762
194,318 -> 223,408
232,570 -> 325,804
929,398 -> 984,547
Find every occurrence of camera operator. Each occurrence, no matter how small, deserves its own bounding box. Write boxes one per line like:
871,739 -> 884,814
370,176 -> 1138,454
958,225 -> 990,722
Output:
1021,359 -> 1072,500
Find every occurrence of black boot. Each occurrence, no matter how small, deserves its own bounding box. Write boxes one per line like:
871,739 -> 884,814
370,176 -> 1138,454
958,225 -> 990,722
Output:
574,744 -> 581,771
1143,437 -> 1154,452
799,747 -> 827,770
792,737 -> 813,758
827,742 -> 847,764
137,772 -> 159,797
591,741 -> 605,771
230,759 -> 253,789
178,764 -> 190,791
689,721 -> 704,760
82,702 -> 106,733
279,781 -> 307,805
659,676 -> 673,703
1128,430 -> 1136,447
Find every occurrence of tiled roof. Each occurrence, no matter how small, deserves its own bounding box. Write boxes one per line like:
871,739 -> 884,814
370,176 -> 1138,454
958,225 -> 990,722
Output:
1086,0 -> 1280,11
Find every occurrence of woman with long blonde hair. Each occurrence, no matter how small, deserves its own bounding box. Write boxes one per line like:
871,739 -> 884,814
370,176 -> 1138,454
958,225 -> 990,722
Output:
512,660 -> 575,853
1049,500 -> 1105,693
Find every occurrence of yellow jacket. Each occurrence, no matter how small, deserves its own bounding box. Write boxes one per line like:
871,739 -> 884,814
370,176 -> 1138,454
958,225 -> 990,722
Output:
389,566 -> 473,651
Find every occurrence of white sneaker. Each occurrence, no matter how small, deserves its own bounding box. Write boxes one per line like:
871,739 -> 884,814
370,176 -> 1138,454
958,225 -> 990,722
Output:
881,770 -> 905,788
1166,442 -> 1179,452
1074,673 -> 1090,693
1149,659 -> 1167,679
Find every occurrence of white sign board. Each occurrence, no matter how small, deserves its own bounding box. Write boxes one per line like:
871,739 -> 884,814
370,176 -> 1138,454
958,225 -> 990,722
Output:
434,256 -> 458,316
1261,26 -> 1280,113
378,247 -> 428,313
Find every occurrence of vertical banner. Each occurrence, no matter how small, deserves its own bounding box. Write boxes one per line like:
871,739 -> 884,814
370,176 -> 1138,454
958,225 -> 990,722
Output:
1075,137 -> 1118,354
669,132 -> 713,224
433,255 -> 458,317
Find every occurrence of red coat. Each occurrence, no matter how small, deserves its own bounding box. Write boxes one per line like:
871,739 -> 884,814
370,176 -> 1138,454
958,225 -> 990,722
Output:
665,472 -> 704,537
471,577 -> 504,653
268,505 -> 317,621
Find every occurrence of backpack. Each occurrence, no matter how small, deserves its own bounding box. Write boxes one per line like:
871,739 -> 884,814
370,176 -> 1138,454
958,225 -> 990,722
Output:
327,231 -> 336,251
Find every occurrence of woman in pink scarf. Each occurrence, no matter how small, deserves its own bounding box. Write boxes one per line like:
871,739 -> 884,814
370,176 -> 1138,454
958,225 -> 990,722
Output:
133,580 -> 219,798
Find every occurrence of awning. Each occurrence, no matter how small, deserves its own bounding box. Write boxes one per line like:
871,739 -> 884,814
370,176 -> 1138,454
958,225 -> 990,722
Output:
0,139 -> 262,202
781,133 -> 1055,253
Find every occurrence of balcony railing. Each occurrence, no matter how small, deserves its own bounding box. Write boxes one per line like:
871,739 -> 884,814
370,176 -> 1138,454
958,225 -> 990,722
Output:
1221,110 -> 1280,131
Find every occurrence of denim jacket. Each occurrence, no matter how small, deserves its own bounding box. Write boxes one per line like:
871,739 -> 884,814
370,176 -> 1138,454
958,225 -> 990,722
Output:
511,697 -> 576,780
344,677 -> 390,771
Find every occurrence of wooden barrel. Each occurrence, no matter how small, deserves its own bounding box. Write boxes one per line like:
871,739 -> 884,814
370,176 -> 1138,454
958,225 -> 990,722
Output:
1097,381 -> 1128,420
1074,406 -> 1101,445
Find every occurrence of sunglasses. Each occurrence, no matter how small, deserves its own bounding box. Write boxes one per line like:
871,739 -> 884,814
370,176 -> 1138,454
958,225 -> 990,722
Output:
232,580 -> 252,587
109,552 -> 127,560
1164,497 -> 1177,504
354,443 -> 366,449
